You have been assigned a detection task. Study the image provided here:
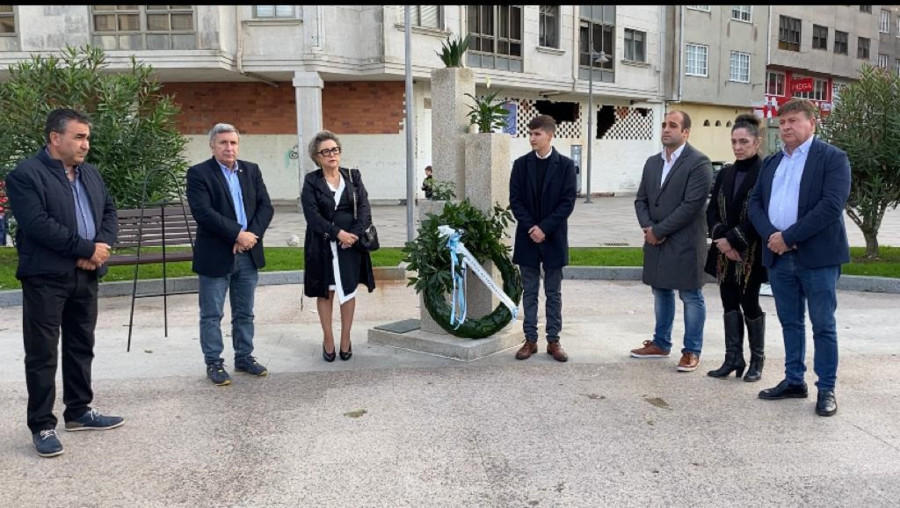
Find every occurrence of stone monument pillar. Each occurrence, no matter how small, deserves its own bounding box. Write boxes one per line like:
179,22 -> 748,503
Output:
293,71 -> 324,212
463,132 -> 512,317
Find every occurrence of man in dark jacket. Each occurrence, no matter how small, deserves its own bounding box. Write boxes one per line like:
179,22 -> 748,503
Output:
631,110 -> 713,372
508,115 -> 577,362
186,123 -> 274,386
748,98 -> 851,417
6,108 -> 124,458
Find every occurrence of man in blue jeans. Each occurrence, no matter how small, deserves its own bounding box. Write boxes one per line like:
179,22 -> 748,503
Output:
748,98 -> 851,417
187,123 -> 274,386
631,111 -> 713,372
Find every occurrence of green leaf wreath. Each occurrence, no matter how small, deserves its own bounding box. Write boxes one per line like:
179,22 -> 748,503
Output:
402,199 -> 522,339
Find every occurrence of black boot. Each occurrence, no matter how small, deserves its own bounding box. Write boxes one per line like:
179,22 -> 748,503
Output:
707,310 -> 746,378
743,313 -> 765,382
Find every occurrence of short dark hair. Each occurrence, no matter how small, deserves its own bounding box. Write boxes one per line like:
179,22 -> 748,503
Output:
778,98 -> 818,120
667,110 -> 691,130
45,108 -> 92,143
732,113 -> 761,138
527,114 -> 556,134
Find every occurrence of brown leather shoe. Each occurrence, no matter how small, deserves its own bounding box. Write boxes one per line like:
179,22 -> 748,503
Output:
677,352 -> 700,372
515,340 -> 538,360
547,342 -> 568,362
630,340 -> 671,358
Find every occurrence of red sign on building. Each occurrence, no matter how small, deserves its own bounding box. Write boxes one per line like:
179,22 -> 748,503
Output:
791,77 -> 814,93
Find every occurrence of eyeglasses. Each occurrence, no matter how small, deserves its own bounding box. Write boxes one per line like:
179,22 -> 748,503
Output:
316,147 -> 341,157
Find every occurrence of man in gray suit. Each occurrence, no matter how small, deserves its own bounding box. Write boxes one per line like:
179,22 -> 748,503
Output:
630,111 -> 713,372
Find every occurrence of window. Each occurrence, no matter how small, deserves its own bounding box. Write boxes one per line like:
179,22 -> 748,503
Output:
731,6 -> 751,22
767,71 -> 785,96
729,51 -> 750,82
834,30 -> 848,55
686,5 -> 710,11
878,53 -> 889,68
812,25 -> 828,50
578,6 -> 616,81
624,28 -> 646,62
880,9 -> 891,32
685,43 -> 708,77
858,37 -> 870,59
467,6 -> 523,72
778,15 -> 801,52
410,6 -> 442,29
896,59 -> 900,77
860,5 -> 872,13
539,5 -> 558,48
792,77 -> 828,101
832,82 -> 846,105
0,5 -> 14,34
254,6 -> 294,18
91,5 -> 195,50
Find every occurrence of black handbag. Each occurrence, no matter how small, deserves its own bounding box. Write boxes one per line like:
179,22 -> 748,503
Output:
347,168 -> 380,252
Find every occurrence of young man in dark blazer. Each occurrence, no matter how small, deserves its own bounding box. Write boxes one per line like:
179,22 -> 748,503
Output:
6,108 -> 124,458
748,98 -> 851,417
508,114 -> 577,362
631,110 -> 713,372
186,123 -> 274,386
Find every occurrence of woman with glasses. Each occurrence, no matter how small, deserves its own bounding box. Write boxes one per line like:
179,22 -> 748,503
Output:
705,114 -> 767,382
300,131 -> 375,362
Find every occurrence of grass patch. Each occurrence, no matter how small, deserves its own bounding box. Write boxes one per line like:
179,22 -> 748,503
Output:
845,246 -> 900,278
1,245 -> 897,291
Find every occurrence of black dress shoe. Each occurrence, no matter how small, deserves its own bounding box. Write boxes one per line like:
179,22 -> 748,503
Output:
816,390 -> 837,417
758,379 -> 808,400
322,342 -> 336,363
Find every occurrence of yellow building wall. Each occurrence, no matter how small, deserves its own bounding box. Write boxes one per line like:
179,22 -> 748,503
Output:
670,104 -> 754,163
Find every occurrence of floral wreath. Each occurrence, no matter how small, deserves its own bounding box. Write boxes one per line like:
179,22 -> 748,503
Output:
402,199 -> 522,339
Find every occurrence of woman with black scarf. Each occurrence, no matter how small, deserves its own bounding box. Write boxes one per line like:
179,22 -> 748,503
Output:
705,114 -> 768,382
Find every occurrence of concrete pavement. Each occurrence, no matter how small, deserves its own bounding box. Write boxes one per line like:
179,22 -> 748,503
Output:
0,279 -> 899,506
1,196 -> 899,506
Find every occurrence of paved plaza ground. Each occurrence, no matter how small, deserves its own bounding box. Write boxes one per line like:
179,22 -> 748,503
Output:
0,197 -> 898,506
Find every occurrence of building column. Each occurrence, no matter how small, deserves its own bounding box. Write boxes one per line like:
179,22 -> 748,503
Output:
293,70 -> 324,210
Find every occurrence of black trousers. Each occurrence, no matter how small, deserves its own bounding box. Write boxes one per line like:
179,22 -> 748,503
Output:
22,270 -> 98,433
719,280 -> 763,319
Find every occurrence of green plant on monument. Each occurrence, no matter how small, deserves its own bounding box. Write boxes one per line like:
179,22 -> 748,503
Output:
402,199 -> 522,339
429,180 -> 456,201
0,45 -> 188,210
465,89 -> 510,133
436,34 -> 470,67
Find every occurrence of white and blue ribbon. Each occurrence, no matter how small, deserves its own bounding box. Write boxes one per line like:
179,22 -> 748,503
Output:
438,225 -> 519,329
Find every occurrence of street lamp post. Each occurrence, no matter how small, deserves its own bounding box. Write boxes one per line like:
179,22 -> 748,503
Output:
585,49 -> 609,204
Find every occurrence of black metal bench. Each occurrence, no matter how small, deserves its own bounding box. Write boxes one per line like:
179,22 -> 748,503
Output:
109,204 -> 197,352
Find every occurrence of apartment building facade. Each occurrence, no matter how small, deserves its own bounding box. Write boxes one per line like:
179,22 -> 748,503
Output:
0,5 -> 671,203
665,5 -> 769,162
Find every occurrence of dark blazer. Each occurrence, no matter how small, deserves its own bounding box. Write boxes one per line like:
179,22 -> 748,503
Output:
705,155 -> 767,286
508,147 -> 577,269
186,157 -> 274,278
6,149 -> 117,279
300,167 -> 376,298
635,143 -> 712,290
748,137 -> 851,269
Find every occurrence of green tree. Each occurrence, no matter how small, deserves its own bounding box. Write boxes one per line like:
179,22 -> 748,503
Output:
0,45 -> 187,209
820,64 -> 900,259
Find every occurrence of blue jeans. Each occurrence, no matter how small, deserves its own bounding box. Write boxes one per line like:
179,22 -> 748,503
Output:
651,287 -> 705,355
198,253 -> 259,365
768,252 -> 840,391
520,265 -> 563,343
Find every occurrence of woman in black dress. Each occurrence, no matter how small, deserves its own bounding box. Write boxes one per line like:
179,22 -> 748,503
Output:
705,114 -> 768,382
300,131 -> 375,362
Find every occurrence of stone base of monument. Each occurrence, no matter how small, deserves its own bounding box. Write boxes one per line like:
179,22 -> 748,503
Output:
367,318 -> 522,362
